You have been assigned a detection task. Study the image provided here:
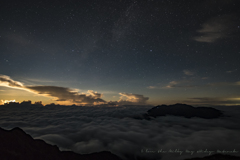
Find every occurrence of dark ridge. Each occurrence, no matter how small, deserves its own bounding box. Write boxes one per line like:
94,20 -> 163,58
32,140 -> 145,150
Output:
185,153 -> 240,160
0,127 -> 122,160
146,103 -> 223,119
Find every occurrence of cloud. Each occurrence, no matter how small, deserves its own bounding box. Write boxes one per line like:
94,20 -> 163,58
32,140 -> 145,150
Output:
163,80 -> 197,89
148,70 -> 195,89
165,81 -> 179,89
0,75 -> 150,106
108,93 -> 149,105
194,14 -> 237,43
0,75 -> 24,88
6,33 -> 31,46
0,99 -> 17,105
183,70 -> 194,76
226,69 -> 238,74
88,90 -> 103,99
22,78 -> 57,83
161,80 -> 240,90
148,76 -> 240,90
184,97 -> 240,106
26,86 -> 106,105
119,93 -> 149,104
147,86 -> 157,89
0,105 -> 240,160
163,78 -> 240,89
148,80 -> 197,90
0,75 -> 105,105
208,81 -> 240,87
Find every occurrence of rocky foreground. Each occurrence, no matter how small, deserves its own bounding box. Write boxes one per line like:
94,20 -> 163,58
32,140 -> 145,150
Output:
0,127 -> 122,160
1,127 -> 239,160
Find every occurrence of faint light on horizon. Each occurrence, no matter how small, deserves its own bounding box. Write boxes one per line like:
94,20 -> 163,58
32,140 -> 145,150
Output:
1,99 -> 17,104
228,98 -> 240,101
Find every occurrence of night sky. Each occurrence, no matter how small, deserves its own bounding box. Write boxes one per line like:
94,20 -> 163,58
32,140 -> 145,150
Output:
1,0 -> 240,106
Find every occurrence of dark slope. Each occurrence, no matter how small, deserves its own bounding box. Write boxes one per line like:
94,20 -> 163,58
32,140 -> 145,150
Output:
1,127 -> 239,160
0,127 -> 122,160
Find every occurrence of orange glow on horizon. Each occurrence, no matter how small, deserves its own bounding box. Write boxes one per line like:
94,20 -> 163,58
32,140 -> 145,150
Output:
1,99 -> 18,105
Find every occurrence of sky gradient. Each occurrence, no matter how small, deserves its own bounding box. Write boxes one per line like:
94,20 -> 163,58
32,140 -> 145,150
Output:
1,0 -> 240,106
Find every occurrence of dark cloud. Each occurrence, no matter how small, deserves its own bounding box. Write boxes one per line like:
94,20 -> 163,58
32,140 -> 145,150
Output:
184,97 -> 240,106
194,14 -> 238,43
207,81 -> 240,87
164,80 -> 196,89
148,80 -> 197,90
6,33 -> 32,46
150,79 -> 240,90
183,70 -> 194,76
147,86 -> 157,89
165,81 -> 180,89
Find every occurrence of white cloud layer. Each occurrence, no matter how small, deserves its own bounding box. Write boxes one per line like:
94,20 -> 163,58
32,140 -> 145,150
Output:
0,105 -> 240,160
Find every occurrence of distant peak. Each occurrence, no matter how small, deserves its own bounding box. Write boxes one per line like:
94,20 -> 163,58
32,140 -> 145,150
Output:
12,127 -> 24,131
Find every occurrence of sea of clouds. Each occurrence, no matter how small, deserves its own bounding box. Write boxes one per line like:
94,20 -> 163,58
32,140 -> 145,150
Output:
0,105 -> 240,160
